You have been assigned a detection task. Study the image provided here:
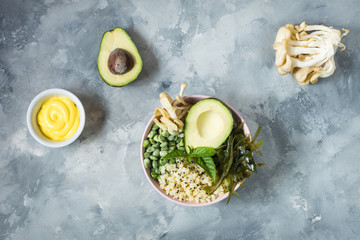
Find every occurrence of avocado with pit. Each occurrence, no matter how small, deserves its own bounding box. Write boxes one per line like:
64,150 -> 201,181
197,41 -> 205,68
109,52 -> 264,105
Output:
97,28 -> 142,87
184,98 -> 234,151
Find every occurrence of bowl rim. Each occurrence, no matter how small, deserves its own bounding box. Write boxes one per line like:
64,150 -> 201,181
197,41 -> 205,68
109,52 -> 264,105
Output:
26,88 -> 86,148
140,94 -> 251,206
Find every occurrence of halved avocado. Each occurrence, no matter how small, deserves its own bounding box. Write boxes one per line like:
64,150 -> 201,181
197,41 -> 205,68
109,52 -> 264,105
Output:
97,28 -> 142,87
184,98 -> 233,152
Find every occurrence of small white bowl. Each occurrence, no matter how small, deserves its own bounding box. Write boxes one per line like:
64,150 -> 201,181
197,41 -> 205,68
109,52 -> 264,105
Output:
26,88 -> 86,148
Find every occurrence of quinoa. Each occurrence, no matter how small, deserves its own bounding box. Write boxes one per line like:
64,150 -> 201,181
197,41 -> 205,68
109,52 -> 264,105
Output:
158,158 -> 229,203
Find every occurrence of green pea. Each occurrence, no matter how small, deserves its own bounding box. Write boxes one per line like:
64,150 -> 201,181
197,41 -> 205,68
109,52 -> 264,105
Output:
152,149 -> 160,157
147,131 -> 155,139
150,155 -> 158,161
151,172 -> 158,179
144,159 -> 151,168
143,140 -> 150,148
179,139 -> 184,146
161,147 -> 168,151
149,139 -> 155,145
167,135 -> 175,141
173,136 -> 178,141
146,147 -> 155,153
169,146 -> 175,152
155,168 -> 161,175
169,159 -> 176,164
160,142 -> 168,148
161,131 -> 169,137
152,124 -> 159,131
159,128 -> 163,135
153,143 -> 160,149
160,150 -> 168,157
144,152 -> 150,159
160,159 -> 168,166
159,136 -> 166,142
178,146 -> 185,151
169,142 -> 176,146
152,160 -> 159,168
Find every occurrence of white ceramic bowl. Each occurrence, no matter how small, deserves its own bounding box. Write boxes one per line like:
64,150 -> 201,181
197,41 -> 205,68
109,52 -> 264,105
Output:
140,95 -> 251,206
26,88 -> 86,148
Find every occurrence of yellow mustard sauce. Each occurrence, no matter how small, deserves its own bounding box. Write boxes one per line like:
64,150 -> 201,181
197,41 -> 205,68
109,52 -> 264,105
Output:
37,96 -> 80,141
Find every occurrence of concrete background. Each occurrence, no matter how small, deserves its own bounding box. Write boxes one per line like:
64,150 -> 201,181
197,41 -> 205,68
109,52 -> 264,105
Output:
1,0 -> 360,239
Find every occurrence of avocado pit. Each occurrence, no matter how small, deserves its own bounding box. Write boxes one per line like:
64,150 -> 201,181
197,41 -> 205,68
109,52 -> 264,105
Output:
107,48 -> 134,75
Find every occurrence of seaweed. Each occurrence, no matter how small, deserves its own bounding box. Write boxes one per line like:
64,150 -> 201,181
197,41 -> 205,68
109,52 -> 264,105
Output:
206,122 -> 264,204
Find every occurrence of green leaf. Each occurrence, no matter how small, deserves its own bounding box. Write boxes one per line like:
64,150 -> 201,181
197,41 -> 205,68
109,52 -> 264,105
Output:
162,150 -> 187,160
186,146 -> 192,154
251,125 -> 262,143
206,124 -> 265,204
217,144 -> 226,149
254,140 -> 264,149
234,122 -> 244,134
234,135 -> 250,150
226,175 -> 235,205
196,157 -> 216,181
248,141 -> 263,156
207,135 -> 235,194
190,147 -> 217,157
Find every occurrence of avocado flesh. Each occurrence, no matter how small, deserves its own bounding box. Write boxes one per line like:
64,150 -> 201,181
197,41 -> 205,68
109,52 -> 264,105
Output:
184,98 -> 234,152
97,28 -> 142,87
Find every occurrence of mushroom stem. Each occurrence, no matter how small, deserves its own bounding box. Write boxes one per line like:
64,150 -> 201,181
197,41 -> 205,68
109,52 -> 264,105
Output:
153,83 -> 192,135
273,21 -> 349,85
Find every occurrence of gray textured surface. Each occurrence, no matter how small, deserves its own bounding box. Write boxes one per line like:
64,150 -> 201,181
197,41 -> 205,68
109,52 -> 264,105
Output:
1,0 -> 360,239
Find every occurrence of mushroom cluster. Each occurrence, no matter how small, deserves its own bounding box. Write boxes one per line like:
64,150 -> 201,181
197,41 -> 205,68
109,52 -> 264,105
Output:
273,21 -> 349,85
153,83 -> 192,135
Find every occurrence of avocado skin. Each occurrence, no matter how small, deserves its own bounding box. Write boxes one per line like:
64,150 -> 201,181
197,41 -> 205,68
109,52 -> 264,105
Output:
97,28 -> 143,87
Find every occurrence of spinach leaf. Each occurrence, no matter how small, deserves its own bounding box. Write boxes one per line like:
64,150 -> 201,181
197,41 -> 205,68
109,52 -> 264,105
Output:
196,157 -> 216,181
164,146 -> 217,160
190,147 -> 217,157
163,147 -> 217,180
163,150 -> 187,159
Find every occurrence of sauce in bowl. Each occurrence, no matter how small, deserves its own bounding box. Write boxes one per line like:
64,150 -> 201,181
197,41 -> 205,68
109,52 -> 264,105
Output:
37,96 -> 80,141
